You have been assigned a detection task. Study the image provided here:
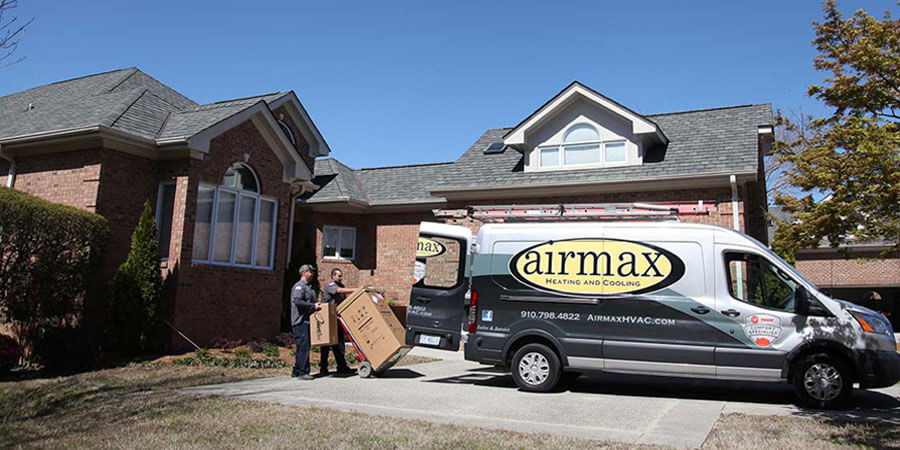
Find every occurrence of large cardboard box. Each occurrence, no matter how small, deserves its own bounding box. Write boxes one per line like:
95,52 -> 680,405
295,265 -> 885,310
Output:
337,288 -> 410,370
310,303 -> 338,346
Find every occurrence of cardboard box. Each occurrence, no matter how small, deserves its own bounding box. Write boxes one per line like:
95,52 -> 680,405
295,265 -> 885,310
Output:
337,288 -> 410,370
310,303 -> 338,346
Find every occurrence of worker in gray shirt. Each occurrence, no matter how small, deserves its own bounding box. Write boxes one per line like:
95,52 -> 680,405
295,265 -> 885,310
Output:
291,264 -> 321,380
319,268 -> 356,375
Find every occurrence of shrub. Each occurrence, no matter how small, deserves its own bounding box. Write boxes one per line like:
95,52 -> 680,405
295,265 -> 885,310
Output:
33,326 -> 95,371
168,348 -> 287,369
246,341 -> 264,353
273,332 -> 294,348
0,187 -> 109,360
262,343 -> 280,359
106,201 -> 167,354
0,334 -> 22,372
210,336 -> 244,350
233,348 -> 252,359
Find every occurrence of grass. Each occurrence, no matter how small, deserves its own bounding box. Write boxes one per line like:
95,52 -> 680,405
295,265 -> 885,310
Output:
1,363 -> 895,449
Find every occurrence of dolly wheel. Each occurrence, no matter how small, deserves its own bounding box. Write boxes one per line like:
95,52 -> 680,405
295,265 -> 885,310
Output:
358,361 -> 374,378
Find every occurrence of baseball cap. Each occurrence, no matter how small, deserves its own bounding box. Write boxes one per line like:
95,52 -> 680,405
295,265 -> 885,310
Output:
298,264 -> 316,274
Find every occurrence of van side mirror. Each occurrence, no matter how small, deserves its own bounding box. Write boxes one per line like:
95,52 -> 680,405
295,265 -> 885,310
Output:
796,286 -> 830,317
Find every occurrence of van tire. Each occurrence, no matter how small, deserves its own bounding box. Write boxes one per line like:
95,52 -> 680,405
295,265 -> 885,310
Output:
792,353 -> 852,409
511,343 -> 561,392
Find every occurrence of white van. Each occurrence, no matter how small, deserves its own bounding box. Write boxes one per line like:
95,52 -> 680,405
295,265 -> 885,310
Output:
405,219 -> 900,408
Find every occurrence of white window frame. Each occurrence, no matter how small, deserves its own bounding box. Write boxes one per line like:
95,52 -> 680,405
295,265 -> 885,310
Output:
533,122 -> 635,171
322,225 -> 356,261
192,182 -> 278,270
156,180 -> 176,261
277,119 -> 296,147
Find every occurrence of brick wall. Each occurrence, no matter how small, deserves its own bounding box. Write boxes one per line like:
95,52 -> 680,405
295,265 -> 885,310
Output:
11,149 -> 104,212
170,120 -> 292,349
0,158 -> 9,187
299,185 -> 765,306
796,251 -> 900,288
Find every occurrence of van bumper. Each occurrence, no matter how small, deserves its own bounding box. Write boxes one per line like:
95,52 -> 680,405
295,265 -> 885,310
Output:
857,350 -> 900,389
464,333 -> 504,365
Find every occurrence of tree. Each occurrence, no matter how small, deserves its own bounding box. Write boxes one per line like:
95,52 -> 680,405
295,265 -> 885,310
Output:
0,0 -> 33,69
771,1 -> 900,261
107,202 -> 167,353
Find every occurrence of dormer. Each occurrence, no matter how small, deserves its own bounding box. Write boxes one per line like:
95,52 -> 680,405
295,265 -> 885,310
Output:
503,81 -> 667,172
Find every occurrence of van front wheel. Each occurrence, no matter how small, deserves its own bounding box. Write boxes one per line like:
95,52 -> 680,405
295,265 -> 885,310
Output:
511,343 -> 561,392
792,353 -> 852,409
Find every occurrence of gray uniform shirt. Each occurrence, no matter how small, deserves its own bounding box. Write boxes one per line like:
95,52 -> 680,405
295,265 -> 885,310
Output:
291,279 -> 318,326
322,281 -> 347,305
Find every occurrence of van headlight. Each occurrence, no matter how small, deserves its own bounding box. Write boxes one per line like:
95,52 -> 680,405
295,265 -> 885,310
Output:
849,310 -> 893,336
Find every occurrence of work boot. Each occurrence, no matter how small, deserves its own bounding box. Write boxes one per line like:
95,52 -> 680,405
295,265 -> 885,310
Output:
318,367 -> 330,376
336,366 -> 354,374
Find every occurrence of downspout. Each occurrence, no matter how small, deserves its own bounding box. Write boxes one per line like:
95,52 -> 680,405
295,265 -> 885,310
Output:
729,175 -> 740,231
1,145 -> 15,188
730,174 -> 743,298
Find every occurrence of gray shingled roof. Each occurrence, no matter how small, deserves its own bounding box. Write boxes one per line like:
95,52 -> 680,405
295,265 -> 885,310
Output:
305,103 -> 773,205
0,68 -> 291,144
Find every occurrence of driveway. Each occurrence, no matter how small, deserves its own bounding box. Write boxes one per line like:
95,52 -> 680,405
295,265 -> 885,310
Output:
183,348 -> 900,448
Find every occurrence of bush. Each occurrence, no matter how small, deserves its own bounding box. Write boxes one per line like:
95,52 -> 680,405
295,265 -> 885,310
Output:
33,326 -> 95,371
247,341 -> 264,353
106,201 -> 167,354
262,342 -> 280,359
0,187 -> 109,359
210,336 -> 244,350
233,348 -> 252,359
169,348 -> 287,369
0,334 -> 22,372
273,332 -> 294,348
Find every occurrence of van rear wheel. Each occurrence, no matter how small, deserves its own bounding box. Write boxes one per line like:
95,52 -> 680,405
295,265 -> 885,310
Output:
792,353 -> 852,409
511,343 -> 561,392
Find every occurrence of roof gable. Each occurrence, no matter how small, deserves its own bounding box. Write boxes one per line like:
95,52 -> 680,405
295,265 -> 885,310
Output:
503,81 -> 667,150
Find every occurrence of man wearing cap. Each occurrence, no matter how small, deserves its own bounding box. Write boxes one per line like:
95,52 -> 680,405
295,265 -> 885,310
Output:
318,268 -> 356,375
291,264 -> 321,380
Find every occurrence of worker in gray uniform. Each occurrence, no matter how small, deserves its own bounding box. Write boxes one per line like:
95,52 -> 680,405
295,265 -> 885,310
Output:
318,268 -> 356,375
291,264 -> 321,380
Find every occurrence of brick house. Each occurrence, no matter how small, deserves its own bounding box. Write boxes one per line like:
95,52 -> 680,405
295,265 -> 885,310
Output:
0,68 -> 330,349
297,82 -> 775,306
768,207 -> 899,328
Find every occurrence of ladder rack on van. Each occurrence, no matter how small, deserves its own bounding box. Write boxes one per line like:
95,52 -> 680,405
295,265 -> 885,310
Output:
433,202 -> 718,223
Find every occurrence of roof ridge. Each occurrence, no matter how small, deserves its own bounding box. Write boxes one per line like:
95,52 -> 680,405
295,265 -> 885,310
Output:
103,88 -> 149,128
647,103 -> 771,117
0,67 -> 137,102
323,157 -> 356,172
105,68 -> 140,94
188,91 -> 286,110
349,167 -> 370,203
358,161 -> 456,171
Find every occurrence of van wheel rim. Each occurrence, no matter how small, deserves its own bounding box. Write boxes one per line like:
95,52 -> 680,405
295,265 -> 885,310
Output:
803,363 -> 842,401
518,352 -> 550,386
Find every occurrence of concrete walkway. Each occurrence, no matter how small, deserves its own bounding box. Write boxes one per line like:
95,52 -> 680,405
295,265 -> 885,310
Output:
183,348 -> 900,448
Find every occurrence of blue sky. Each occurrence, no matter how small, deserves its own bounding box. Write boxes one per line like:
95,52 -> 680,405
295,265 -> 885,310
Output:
1,1 -> 895,168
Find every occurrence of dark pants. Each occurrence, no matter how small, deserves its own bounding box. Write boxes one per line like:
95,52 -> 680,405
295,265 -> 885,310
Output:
292,322 -> 310,377
319,327 -> 348,370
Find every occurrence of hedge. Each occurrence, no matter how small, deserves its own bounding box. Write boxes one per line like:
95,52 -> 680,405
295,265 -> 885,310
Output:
0,186 -> 109,361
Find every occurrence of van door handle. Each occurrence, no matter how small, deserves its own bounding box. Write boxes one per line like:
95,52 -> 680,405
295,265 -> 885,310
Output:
720,309 -> 741,317
690,306 -> 710,315
414,296 -> 431,304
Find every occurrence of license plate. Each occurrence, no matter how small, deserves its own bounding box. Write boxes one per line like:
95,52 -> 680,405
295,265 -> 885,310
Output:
418,334 -> 441,346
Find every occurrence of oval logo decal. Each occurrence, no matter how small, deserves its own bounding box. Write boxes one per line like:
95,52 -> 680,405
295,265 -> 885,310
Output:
416,237 -> 446,258
508,238 -> 685,296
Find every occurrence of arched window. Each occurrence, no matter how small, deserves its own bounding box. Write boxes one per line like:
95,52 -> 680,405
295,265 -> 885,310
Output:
277,120 -> 296,147
564,123 -> 599,143
223,163 -> 259,193
192,162 -> 277,270
538,122 -> 628,168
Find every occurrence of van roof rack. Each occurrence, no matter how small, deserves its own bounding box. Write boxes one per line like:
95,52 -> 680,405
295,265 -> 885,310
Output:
433,202 -> 718,223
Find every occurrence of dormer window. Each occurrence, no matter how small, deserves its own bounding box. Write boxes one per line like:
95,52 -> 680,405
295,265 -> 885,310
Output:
536,123 -> 629,169
276,119 -> 296,147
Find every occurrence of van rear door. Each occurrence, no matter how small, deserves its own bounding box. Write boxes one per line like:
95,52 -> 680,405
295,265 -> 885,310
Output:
405,222 -> 472,351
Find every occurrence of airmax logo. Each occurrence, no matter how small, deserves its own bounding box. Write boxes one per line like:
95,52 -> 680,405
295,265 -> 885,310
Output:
508,238 -> 685,296
416,237 -> 446,258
